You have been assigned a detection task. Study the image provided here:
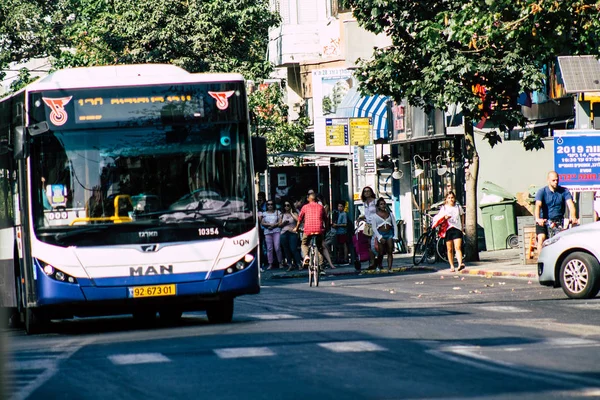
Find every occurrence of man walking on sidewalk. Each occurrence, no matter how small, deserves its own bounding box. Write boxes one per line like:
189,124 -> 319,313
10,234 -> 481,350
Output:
534,170 -> 578,256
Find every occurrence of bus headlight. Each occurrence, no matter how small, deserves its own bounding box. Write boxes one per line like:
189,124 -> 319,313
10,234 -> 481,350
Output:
36,259 -> 78,284
224,248 -> 257,276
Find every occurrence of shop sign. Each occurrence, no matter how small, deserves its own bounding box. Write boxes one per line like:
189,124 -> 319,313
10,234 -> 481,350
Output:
363,145 -> 376,174
554,130 -> 600,191
350,117 -> 371,146
326,118 -> 349,146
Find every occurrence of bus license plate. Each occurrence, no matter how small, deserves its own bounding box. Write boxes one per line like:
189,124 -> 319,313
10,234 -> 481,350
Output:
129,284 -> 176,298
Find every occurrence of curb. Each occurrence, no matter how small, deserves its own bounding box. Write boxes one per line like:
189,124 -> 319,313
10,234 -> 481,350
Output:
266,265 -> 437,280
458,268 -> 537,279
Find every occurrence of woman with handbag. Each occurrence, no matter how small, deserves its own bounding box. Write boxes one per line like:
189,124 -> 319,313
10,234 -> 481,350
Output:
433,191 -> 466,272
359,186 -> 378,269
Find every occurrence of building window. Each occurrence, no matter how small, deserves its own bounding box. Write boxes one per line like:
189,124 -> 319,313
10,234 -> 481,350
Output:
297,0 -> 318,24
332,0 -> 351,16
271,0 -> 291,24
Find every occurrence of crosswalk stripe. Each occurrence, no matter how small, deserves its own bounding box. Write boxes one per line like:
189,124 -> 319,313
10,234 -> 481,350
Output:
246,314 -> 300,320
478,306 -> 531,313
214,347 -> 275,359
108,353 -> 171,365
318,341 -> 386,353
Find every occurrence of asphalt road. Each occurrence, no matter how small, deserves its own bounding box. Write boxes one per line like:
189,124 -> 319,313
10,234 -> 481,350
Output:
3,271 -> 600,400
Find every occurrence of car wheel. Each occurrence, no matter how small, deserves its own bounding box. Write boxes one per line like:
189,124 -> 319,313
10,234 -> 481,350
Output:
559,252 -> 600,299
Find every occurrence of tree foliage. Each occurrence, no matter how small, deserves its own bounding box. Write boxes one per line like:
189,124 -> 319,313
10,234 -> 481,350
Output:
1,1 -> 306,155
1,0 -> 279,83
342,0 -> 600,148
249,83 -> 308,162
342,0 -> 600,259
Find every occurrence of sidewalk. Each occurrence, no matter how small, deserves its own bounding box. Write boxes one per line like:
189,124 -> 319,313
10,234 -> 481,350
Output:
263,248 -> 538,280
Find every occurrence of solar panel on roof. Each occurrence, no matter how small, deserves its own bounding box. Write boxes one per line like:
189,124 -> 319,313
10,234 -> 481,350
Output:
557,56 -> 600,93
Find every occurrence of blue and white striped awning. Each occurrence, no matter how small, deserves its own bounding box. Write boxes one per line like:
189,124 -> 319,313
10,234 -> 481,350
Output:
336,87 -> 390,140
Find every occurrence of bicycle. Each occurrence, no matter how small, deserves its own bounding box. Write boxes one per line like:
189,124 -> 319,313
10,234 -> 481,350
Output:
413,222 -> 440,265
394,219 -> 408,254
307,235 -> 321,287
436,236 -> 464,264
527,218 -> 574,260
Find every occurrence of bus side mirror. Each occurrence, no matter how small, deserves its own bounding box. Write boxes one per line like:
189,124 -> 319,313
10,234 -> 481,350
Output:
252,136 -> 267,172
14,126 -> 26,159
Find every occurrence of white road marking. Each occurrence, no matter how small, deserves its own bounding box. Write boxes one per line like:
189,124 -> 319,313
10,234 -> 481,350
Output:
318,341 -> 386,353
321,312 -> 348,317
478,305 -> 531,313
566,303 -> 600,310
464,318 -> 600,336
544,337 -> 598,346
246,313 -> 300,320
108,353 -> 171,365
431,343 -> 600,388
9,338 -> 92,400
214,347 -> 275,359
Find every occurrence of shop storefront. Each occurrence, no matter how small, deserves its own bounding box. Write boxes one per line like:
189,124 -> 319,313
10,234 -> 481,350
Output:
390,100 -> 465,246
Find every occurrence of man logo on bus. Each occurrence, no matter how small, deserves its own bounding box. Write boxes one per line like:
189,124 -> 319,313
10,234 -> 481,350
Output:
42,96 -> 73,126
208,91 -> 235,110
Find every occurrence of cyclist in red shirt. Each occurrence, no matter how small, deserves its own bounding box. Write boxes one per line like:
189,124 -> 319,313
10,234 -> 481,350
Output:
294,193 -> 328,268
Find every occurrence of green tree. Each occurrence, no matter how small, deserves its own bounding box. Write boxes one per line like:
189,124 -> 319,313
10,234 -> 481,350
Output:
1,0 -> 279,83
342,0 -> 600,260
248,82 -> 308,162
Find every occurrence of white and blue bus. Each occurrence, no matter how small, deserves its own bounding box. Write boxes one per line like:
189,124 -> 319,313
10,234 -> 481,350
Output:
0,64 -> 265,333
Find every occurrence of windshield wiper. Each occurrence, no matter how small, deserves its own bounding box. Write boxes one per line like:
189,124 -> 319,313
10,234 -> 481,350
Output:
55,226 -> 112,243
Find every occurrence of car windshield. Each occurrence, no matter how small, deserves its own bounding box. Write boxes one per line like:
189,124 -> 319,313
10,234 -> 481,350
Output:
30,123 -> 254,246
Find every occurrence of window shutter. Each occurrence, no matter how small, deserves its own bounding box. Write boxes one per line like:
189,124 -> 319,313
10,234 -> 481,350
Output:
297,0 -> 318,24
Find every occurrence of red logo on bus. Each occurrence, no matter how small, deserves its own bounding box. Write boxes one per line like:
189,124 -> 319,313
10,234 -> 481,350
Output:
42,96 -> 73,126
208,91 -> 235,110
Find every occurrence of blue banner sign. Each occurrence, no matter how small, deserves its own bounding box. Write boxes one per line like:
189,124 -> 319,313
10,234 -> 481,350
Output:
554,130 -> 600,191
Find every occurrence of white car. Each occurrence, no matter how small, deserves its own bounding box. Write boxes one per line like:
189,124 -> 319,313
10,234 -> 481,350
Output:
538,221 -> 600,299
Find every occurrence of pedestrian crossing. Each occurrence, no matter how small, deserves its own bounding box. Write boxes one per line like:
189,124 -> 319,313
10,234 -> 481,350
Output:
5,339 -> 89,400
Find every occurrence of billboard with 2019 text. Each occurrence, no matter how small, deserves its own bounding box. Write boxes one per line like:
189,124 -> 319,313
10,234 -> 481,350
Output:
554,130 -> 600,191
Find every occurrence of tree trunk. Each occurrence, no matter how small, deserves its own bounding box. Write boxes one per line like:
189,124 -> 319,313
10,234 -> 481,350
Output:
463,122 -> 480,262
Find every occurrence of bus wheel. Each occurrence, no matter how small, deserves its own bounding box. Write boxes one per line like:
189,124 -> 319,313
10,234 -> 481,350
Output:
206,298 -> 234,324
25,308 -> 49,335
159,309 -> 183,324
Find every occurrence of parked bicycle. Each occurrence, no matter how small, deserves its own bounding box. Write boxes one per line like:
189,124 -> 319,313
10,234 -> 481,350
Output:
395,219 -> 408,254
436,236 -> 464,264
413,214 -> 442,265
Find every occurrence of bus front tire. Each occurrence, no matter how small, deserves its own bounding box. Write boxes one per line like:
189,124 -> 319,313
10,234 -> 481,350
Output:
25,308 -> 49,335
206,298 -> 234,324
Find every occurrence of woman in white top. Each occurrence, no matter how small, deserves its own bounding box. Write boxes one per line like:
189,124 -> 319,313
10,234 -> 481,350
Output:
372,198 -> 398,271
359,186 -> 378,269
435,191 -> 465,272
260,200 -> 283,270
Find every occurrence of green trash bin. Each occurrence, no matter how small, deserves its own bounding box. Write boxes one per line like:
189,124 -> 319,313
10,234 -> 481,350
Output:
480,200 -> 517,251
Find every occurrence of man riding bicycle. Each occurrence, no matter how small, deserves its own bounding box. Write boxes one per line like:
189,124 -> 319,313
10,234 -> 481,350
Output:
294,193 -> 328,269
534,171 -> 578,256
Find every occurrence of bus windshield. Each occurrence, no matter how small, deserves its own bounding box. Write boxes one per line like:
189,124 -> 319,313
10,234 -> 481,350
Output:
30,122 -> 254,246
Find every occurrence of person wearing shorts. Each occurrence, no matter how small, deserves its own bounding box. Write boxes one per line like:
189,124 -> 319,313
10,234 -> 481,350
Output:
534,171 -> 578,257
434,191 -> 465,272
